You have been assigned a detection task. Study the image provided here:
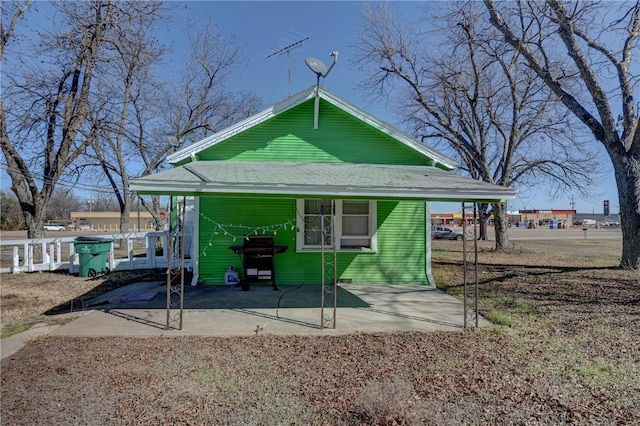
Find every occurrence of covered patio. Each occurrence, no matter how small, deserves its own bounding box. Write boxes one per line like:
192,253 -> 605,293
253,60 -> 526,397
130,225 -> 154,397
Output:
130,161 -> 516,332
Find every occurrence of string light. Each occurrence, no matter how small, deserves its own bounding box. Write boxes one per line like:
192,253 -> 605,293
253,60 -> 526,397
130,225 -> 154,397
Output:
197,203 -> 334,258
199,211 -> 296,257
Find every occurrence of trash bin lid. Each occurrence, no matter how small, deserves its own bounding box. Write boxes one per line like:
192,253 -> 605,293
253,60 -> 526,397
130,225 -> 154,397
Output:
74,236 -> 114,243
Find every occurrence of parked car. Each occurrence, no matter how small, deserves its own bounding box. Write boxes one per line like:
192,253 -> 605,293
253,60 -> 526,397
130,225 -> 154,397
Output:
44,224 -> 66,231
431,226 -> 464,240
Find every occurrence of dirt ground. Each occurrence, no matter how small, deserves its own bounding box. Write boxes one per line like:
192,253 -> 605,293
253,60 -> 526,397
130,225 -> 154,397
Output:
1,238 -> 639,425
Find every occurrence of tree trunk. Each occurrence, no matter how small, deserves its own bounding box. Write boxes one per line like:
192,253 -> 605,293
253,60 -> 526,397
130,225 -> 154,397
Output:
492,202 -> 510,251
611,151 -> 640,269
24,197 -> 47,240
119,193 -> 132,232
477,203 -> 488,241
152,196 -> 163,231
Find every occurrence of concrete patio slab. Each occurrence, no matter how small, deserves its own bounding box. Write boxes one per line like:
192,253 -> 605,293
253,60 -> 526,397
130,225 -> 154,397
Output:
49,283 -> 490,337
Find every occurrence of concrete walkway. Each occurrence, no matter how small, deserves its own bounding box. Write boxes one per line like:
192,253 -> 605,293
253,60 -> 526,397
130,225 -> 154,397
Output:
2,283 -> 488,360
1,322 -> 61,360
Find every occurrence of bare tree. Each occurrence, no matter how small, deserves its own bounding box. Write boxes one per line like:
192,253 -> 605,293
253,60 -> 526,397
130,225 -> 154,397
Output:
84,193 -> 119,213
0,1 -> 30,233
354,3 -> 597,250
84,1 -> 167,231
88,19 -> 262,230
0,0 -> 31,57
483,0 -> 639,268
0,1 -> 164,239
1,190 -> 25,230
47,188 -> 83,223
137,22 -> 262,228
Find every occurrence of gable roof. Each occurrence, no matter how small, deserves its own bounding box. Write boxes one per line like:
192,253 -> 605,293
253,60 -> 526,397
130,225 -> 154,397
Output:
166,86 -> 457,170
130,160 -> 516,202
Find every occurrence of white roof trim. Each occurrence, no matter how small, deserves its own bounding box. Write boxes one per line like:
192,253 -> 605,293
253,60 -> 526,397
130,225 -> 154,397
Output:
166,86 -> 457,169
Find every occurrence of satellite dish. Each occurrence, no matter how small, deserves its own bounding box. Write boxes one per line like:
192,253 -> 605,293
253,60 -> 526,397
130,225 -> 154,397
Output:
305,57 -> 328,77
305,52 -> 339,130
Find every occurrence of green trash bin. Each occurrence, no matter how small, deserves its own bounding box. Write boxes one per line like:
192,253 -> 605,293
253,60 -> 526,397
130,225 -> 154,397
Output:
74,237 -> 113,277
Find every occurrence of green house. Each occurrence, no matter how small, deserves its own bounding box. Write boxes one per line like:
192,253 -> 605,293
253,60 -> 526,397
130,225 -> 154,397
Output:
131,86 -> 516,287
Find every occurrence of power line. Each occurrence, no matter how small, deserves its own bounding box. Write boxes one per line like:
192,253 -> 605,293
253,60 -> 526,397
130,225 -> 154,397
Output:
0,163 -> 123,195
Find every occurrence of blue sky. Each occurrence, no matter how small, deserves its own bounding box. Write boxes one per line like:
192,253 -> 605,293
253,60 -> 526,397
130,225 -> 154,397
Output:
1,1 -> 620,214
164,1 -> 619,215
164,1 -> 380,111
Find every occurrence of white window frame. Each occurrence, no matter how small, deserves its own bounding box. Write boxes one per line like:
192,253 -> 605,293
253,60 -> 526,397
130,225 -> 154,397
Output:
296,199 -> 377,252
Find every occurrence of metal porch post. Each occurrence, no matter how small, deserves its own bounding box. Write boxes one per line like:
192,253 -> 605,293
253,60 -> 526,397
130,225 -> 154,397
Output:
166,196 -> 186,330
462,202 -> 479,329
320,199 -> 337,329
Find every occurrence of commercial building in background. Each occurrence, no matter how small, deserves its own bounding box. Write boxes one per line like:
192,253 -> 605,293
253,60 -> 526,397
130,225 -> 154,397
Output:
507,209 -> 576,228
431,209 -> 578,229
430,212 -> 481,227
69,211 -> 157,232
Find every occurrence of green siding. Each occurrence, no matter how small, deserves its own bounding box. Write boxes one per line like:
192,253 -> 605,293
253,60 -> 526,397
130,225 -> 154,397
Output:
195,99 -> 432,165
198,198 -> 427,285
198,197 -> 298,284
339,201 -> 427,284
193,97 -> 431,285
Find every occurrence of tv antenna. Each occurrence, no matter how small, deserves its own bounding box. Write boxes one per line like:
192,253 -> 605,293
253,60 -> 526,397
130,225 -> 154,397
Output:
266,32 -> 309,97
305,52 -> 339,129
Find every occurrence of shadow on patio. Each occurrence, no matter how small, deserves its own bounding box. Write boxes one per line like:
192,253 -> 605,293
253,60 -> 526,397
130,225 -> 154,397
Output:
91,282 -> 371,310
50,282 -> 479,337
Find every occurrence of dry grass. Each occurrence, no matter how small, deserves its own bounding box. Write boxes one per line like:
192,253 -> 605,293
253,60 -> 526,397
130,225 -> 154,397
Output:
1,238 -> 639,425
0,270 -> 163,338
0,272 -> 102,337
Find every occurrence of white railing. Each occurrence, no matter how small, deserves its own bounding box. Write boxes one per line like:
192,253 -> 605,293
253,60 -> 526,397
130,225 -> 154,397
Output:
0,231 -> 191,275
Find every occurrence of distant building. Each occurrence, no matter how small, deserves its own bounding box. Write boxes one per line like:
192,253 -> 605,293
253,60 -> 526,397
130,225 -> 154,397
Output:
70,211 -> 157,232
430,212 -> 481,226
508,209 -> 576,228
431,209 -> 577,229
573,212 -> 621,227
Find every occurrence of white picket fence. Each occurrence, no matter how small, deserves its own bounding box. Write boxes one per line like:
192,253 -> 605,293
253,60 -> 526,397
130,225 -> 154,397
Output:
0,231 -> 190,275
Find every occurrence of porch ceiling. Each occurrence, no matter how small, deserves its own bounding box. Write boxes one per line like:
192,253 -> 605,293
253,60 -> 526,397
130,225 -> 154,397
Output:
129,161 -> 517,202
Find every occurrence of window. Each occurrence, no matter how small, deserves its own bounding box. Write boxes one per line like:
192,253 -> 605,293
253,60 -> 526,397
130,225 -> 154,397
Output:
301,199 -> 332,247
296,199 -> 377,251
